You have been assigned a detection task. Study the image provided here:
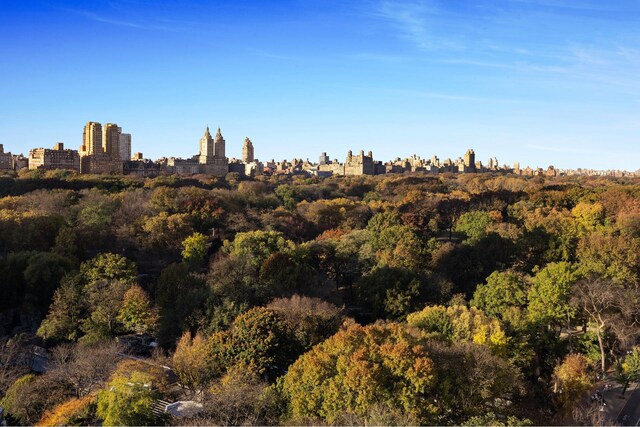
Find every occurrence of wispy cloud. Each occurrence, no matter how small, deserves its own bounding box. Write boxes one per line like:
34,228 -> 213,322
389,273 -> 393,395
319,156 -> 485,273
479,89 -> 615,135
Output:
348,86 -> 522,104
507,0 -> 631,13
370,0 -> 461,50
438,58 -> 571,75
61,6 -> 188,31
343,52 -> 414,63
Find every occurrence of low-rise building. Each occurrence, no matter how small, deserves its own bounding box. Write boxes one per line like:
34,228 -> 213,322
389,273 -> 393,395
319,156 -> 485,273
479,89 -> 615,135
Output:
0,144 -> 12,170
29,142 -> 80,172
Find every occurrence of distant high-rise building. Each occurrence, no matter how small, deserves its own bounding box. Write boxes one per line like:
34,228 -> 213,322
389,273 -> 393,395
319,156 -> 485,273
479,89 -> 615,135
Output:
194,126 -> 228,176
199,126 -> 214,163
79,121 -> 122,174
242,137 -> 254,163
319,152 -> 329,165
214,127 -> 225,159
103,123 -> 121,161
464,149 -> 476,171
119,129 -> 131,161
81,122 -> 103,156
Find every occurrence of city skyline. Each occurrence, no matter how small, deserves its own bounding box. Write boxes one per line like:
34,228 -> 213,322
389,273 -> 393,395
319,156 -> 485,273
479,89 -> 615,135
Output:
1,0 -> 639,170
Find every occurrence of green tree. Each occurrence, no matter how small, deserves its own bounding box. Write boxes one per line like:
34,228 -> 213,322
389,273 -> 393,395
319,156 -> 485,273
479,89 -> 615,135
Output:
0,374 -> 37,425
455,210 -> 492,243
181,232 -> 209,268
406,305 -> 509,356
37,275 -> 86,341
462,412 -> 533,426
226,307 -> 298,380
117,285 -> 158,334
80,252 -> 137,284
617,347 -> 640,396
471,270 -> 527,319
96,371 -> 160,426
527,262 -> 579,328
571,201 -> 605,232
224,230 -> 294,268
155,263 -> 209,347
279,322 -> 437,424
356,266 -> 447,320
81,279 -> 131,342
23,251 -> 76,315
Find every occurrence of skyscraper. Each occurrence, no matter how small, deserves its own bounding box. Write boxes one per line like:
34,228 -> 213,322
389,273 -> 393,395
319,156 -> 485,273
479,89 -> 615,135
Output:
464,149 -> 476,171
81,122 -> 103,156
119,131 -> 131,161
103,123 -> 121,161
79,121 -> 122,174
199,126 -> 214,164
242,137 -> 254,163
196,126 -> 229,176
214,127 -> 225,159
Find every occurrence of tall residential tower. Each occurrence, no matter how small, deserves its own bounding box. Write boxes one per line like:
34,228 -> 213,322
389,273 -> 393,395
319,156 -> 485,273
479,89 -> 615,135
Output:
242,137 -> 254,163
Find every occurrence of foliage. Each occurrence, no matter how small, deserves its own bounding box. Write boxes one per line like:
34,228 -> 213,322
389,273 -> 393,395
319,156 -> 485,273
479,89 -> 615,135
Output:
527,262 -> 579,327
181,232 -> 209,268
552,354 -> 594,413
80,252 -> 137,284
0,374 -> 38,425
96,371 -> 160,426
471,270 -> 527,319
156,263 -> 209,347
36,395 -> 96,427
117,285 -> 158,334
455,210 -> 492,243
172,332 -> 219,395
407,305 -> 509,355
280,322 -> 437,424
267,295 -> 344,350
224,307 -> 299,380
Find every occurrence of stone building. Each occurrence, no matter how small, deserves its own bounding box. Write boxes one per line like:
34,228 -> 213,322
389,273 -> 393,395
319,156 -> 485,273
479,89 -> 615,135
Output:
462,149 -> 476,172
198,127 -> 228,176
344,150 -> 375,175
167,157 -> 200,175
319,152 -> 330,165
123,157 -> 161,177
12,154 -> 29,170
79,121 -> 123,174
0,144 -> 13,170
242,137 -> 254,163
29,142 -> 80,172
119,131 -> 131,161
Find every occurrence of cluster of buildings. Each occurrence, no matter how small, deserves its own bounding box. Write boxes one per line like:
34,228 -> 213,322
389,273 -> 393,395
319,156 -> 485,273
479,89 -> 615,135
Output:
0,123 -> 637,178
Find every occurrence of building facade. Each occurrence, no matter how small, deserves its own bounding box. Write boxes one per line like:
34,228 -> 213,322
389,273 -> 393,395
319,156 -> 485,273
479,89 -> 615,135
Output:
79,121 -> 123,174
29,142 -> 80,172
344,150 -> 375,175
0,144 -> 13,170
119,132 -> 132,161
196,127 -> 228,176
242,137 -> 254,163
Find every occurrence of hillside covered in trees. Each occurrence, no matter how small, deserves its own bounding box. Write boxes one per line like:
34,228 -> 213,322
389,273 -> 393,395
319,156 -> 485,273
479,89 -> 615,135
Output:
1,169 -> 640,425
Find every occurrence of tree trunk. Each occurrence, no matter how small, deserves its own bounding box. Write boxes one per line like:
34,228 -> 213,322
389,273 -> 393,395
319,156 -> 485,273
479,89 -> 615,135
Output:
596,326 -> 606,374
622,379 -> 629,397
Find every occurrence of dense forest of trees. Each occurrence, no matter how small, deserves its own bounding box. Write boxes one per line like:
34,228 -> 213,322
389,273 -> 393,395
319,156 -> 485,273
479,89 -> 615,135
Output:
1,168 -> 640,425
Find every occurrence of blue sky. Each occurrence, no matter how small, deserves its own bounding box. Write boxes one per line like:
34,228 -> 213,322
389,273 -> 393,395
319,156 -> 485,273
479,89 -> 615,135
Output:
1,0 -> 639,170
